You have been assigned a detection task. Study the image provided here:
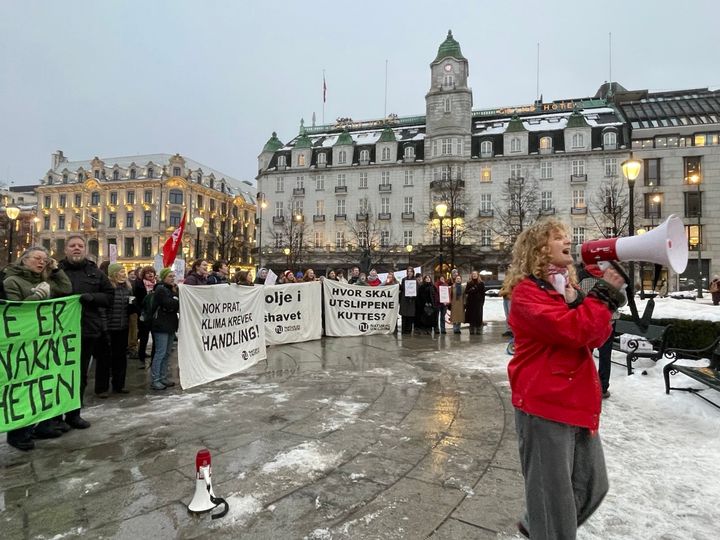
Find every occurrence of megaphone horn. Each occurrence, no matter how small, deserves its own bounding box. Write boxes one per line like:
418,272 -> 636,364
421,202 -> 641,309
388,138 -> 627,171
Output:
581,214 -> 688,274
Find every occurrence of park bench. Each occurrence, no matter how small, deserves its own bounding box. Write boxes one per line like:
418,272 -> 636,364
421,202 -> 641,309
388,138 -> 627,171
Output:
663,337 -> 720,410
612,320 -> 671,376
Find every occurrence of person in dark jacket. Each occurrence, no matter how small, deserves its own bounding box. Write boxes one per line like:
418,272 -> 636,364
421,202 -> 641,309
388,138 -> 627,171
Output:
150,267 -> 180,390
183,259 -> 209,285
3,246 -> 73,450
254,268 -> 267,285
463,270 -> 486,335
399,267 -> 416,334
414,274 -> 439,335
58,235 -> 114,429
96,263 -> 132,396
206,260 -> 229,285
133,266 -> 156,369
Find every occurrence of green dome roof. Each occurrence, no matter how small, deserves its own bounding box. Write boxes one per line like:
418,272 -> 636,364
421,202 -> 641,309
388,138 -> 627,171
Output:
505,115 -> 526,133
294,132 -> 312,149
378,127 -> 397,143
434,30 -> 465,63
566,109 -> 590,128
262,132 -> 283,153
334,130 -> 354,146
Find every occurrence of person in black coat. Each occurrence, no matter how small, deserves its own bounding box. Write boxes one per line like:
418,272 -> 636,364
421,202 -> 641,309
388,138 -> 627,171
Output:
415,274 -> 440,335
463,270 -> 486,335
399,267 -> 417,334
150,268 -> 180,391
133,266 -> 157,369
58,235 -> 114,429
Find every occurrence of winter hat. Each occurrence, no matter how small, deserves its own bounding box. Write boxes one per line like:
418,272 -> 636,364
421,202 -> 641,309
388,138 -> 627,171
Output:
283,270 -> 293,278
295,271 -> 303,279
159,267 -> 173,282
108,263 -> 124,278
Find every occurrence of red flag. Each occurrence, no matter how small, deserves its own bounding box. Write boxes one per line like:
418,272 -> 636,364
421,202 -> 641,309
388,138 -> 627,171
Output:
162,211 -> 186,267
323,74 -> 327,103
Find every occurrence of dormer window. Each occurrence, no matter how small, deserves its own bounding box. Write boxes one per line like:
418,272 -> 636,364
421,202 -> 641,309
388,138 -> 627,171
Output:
277,155 -> 286,168
62,174 -> 68,183
510,137 -> 522,153
47,175 -> 53,183
209,178 -> 214,189
572,133 -> 584,148
404,146 -> 415,158
113,170 -> 119,180
78,172 -> 85,181
147,167 -> 154,178
338,150 -> 347,164
197,173 -> 203,183
318,153 -> 327,165
359,149 -> 370,162
297,154 -> 305,166
603,131 -> 617,149
94,169 -> 100,179
480,140 -> 493,158
173,166 -> 181,176
130,169 -> 136,179
539,136 -> 553,153
381,147 -> 391,161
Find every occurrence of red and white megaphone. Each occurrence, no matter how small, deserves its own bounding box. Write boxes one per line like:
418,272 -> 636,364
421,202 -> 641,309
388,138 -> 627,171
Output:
188,449 -> 229,519
581,214 -> 688,273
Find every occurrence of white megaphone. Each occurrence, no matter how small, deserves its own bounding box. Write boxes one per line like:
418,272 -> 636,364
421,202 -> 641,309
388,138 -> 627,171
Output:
581,214 -> 688,273
188,449 -> 228,519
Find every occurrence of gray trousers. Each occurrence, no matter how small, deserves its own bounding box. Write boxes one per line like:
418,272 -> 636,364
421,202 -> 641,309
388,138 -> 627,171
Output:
515,410 -> 608,540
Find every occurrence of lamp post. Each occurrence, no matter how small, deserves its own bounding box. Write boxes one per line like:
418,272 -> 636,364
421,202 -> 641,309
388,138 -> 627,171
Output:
621,156 -> 642,292
193,216 -> 205,259
257,193 -> 267,271
283,247 -> 291,270
690,174 -> 703,298
5,205 -> 20,264
435,202 -> 448,279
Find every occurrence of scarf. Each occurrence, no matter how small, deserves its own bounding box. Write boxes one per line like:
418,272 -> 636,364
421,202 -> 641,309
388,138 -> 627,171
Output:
143,278 -> 155,293
547,264 -> 569,295
454,283 -> 463,298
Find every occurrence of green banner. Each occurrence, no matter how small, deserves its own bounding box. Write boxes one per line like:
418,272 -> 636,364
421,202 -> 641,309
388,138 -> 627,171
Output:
0,296 -> 82,432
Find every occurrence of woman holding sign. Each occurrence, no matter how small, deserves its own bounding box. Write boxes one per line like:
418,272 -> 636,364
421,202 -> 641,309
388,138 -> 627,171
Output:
150,268 -> 180,391
3,246 -> 72,451
399,267 -> 416,334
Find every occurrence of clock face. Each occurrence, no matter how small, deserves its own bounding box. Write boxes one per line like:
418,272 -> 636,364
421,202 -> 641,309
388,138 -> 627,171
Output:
444,64 -> 453,72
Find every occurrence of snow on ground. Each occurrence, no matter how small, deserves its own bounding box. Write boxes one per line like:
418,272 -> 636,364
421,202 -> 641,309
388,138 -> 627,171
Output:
261,441 -> 344,476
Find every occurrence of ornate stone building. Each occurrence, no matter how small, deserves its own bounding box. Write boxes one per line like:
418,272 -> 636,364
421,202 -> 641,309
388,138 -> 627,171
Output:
35,152 -> 256,269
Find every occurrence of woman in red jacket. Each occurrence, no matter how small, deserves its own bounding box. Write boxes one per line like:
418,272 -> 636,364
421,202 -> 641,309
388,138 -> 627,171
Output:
503,218 -> 625,540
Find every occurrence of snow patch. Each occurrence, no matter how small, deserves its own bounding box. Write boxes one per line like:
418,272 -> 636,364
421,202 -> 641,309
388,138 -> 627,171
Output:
261,441 -> 342,475
210,494 -> 262,527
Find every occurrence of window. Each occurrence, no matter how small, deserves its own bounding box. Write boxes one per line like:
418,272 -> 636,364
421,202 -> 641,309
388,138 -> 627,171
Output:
480,140 -> 493,157
126,212 -> 134,228
335,231 -> 346,249
359,149 -> 370,162
169,190 -> 183,204
109,213 -> 117,228
684,156 -> 701,183
276,177 -> 284,192
404,170 -> 414,186
603,131 -> 617,148
481,229 -> 492,246
539,136 -> 553,152
684,191 -> 701,218
43,215 -> 50,230
337,174 -> 346,187
381,147 -> 390,161
338,150 -> 347,164
277,155 -> 286,168
94,169 -> 100,179
432,140 -> 438,157
113,170 -> 119,180
197,194 -> 203,209
444,98 -> 451,113
604,158 -> 618,177
142,237 -> 152,257
443,74 -> 454,87
571,133 -> 584,148
169,211 -> 181,227
316,175 -> 325,190
55,239 -> 65,255
541,191 -> 553,211
359,173 -> 367,189
90,213 -> 98,229
510,164 -> 522,179
62,174 -> 68,183
381,197 -> 390,213
440,165 -> 451,181
404,146 -> 415,159
318,153 -> 327,165
110,192 -> 118,205
540,161 -> 552,179
481,167 -> 491,182
381,171 -> 390,185
74,194 -> 82,207
295,176 -> 304,189
337,199 -> 346,215
130,169 -> 136,179
380,230 -> 390,247
404,230 -> 413,246
572,227 -> 586,246
404,197 -> 413,213
125,237 -> 135,258
127,191 -> 135,204
687,225 -> 701,249
572,189 -> 585,208
144,190 -> 153,204
510,137 -> 521,153
297,154 -> 305,167
644,158 -> 661,186
143,211 -> 152,227
644,193 -> 662,219
316,200 -> 324,215
275,201 -> 284,217
173,166 -> 181,176
58,215 -> 65,230
359,198 -> 369,213
441,138 -> 452,155
480,193 -> 492,212
91,191 -> 100,205
571,160 -> 585,176
147,167 -> 154,178
43,195 -> 51,208
78,172 -> 85,181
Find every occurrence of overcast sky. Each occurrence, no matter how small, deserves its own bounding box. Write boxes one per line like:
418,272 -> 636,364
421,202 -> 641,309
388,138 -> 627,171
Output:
1,0 -> 718,188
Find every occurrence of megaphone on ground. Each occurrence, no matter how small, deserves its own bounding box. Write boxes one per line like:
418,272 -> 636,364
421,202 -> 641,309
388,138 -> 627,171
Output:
188,449 -> 229,519
581,214 -> 688,274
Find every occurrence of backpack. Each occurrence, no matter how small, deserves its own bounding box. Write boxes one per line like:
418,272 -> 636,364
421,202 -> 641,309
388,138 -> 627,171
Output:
139,291 -> 157,322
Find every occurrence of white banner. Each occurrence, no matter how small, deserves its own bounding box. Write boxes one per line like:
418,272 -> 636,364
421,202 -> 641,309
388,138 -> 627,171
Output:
323,280 -> 399,337
264,282 -> 322,345
177,284 -> 267,389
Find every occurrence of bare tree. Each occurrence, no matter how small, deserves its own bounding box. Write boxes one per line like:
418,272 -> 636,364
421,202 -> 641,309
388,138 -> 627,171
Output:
269,200 -> 312,271
344,202 -> 398,271
491,177 -> 542,252
430,171 -> 473,269
587,177 -> 637,238
209,216 -> 247,263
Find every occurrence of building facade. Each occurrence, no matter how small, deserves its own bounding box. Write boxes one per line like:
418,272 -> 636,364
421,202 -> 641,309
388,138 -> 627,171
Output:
256,31 -> 720,290
35,152 -> 256,269
1,185 -> 39,265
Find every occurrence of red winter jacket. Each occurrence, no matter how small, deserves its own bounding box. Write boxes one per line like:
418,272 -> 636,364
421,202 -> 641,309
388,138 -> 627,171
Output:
507,276 -> 613,430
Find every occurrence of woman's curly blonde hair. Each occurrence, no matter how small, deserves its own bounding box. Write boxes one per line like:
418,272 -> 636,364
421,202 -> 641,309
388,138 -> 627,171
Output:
500,217 -> 577,297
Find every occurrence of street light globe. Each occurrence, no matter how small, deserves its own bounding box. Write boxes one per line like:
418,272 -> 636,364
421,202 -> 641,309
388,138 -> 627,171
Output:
283,247 -> 290,256
261,201 -> 268,209
621,159 -> 642,183
193,216 -> 205,228
689,174 -> 700,184
405,244 -> 413,253
5,206 -> 20,220
636,228 -> 648,235
435,202 -> 448,218
295,214 -> 302,221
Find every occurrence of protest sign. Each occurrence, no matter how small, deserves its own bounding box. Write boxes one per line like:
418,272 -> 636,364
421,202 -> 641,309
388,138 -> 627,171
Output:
378,266 -> 421,285
264,281 -> 322,345
323,280 -> 399,337
0,296 -> 82,433
404,279 -> 417,297
438,286 -> 450,304
177,284 -> 267,389
265,268 -> 277,286
109,243 -> 117,263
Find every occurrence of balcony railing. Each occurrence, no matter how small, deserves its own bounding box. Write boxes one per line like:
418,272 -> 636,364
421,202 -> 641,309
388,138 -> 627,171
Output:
430,179 -> 465,190
378,212 -> 391,220
356,213 -> 368,221
401,212 -> 415,220
272,216 -> 285,224
571,206 -> 588,215
334,214 -> 346,221
540,207 -> 556,215
478,209 -> 494,218
292,187 -> 305,196
313,214 -> 325,222
335,185 -> 347,193
570,174 -> 587,183
379,184 -> 392,192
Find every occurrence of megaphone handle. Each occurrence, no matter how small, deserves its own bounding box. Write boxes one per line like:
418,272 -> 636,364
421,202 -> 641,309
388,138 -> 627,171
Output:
210,495 -> 229,519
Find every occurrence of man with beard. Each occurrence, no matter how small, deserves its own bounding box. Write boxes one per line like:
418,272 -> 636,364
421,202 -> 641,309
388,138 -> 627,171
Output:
58,235 -> 114,429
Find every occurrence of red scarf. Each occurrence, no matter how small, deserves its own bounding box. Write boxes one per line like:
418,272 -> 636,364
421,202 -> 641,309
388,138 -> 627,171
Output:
547,264 -> 569,295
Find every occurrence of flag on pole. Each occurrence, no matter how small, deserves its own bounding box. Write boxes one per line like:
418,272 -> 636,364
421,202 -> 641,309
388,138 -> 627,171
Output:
162,211 -> 186,267
323,74 -> 327,103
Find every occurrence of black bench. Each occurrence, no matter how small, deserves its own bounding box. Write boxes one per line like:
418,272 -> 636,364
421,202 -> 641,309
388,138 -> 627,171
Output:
663,337 -> 720,409
612,320 -> 671,376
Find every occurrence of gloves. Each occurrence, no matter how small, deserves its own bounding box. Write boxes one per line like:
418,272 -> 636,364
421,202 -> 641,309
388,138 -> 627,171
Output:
80,293 -> 94,305
31,282 -> 51,299
588,280 -> 627,312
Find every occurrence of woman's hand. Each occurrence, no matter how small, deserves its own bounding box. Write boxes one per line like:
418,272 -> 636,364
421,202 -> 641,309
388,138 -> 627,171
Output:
602,266 -> 625,290
563,284 -> 578,304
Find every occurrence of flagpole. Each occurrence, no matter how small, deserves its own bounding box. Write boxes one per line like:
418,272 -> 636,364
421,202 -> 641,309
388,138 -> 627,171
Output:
322,69 -> 326,125
384,60 -> 388,117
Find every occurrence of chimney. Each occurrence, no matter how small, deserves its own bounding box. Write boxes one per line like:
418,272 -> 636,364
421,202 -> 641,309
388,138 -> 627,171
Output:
52,150 -> 66,170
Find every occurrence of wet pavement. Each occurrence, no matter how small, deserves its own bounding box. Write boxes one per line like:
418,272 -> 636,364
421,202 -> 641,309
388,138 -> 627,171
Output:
1,324 -> 526,539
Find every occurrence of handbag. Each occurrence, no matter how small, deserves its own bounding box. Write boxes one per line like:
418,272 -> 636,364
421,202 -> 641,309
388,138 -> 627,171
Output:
423,303 -> 435,317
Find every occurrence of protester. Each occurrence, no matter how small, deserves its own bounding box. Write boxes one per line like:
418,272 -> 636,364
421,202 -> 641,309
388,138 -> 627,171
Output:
500,285 -> 513,337
183,259 -> 209,285
3,246 -> 73,450
295,271 -> 303,281
58,235 -> 114,429
206,260 -> 230,285
126,268 -> 139,358
464,270 -> 486,335
367,269 -> 382,287
710,275 -> 720,305
348,266 -> 360,284
254,267 -> 268,285
435,275 -> 449,334
415,274 -> 439,335
99,260 -> 110,275
384,272 -> 398,286
399,267 -> 416,334
356,272 -> 368,286
325,269 -> 337,281
336,270 -> 347,283
235,270 -> 254,286
449,274 -> 464,334
150,268 -> 180,391
504,218 -> 625,540
97,263 -> 132,397
133,266 -> 156,369
283,270 -> 296,283
303,268 -> 316,282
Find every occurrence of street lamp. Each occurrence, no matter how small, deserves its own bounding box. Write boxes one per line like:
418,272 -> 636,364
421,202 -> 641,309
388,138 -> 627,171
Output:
621,156 -> 642,292
283,247 -> 291,270
5,205 -> 20,264
435,202 -> 448,279
690,173 -> 703,298
257,193 -> 267,271
193,215 -> 205,259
